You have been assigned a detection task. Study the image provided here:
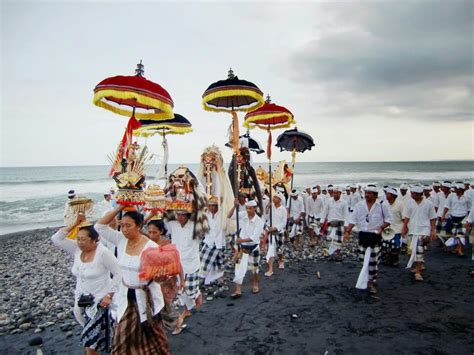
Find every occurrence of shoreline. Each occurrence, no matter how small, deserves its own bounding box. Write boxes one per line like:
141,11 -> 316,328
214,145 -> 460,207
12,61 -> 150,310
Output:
0,226 -> 473,354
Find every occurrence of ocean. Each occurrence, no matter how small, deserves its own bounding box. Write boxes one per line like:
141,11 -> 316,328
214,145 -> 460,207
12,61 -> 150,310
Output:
0,161 -> 472,235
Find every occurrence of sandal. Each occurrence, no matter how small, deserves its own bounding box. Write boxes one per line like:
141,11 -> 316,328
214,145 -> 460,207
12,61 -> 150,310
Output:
252,286 -> 260,294
230,292 -> 241,299
414,273 -> 424,281
264,271 -> 273,277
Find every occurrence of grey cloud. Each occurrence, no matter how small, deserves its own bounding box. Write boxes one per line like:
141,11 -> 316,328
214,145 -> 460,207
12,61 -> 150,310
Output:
289,1 -> 473,122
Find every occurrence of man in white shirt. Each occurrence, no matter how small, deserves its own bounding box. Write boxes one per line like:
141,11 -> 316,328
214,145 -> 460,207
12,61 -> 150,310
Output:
166,211 -> 203,324
442,182 -> 471,235
463,209 -> 474,276
231,200 -> 264,298
199,196 -> 225,285
263,193 -> 288,276
307,188 -> 325,244
320,186 -> 349,261
398,183 -> 410,253
435,181 -> 452,243
381,187 -> 404,266
442,182 -> 471,256
344,185 -> 393,294
349,184 -> 362,213
287,190 -> 305,250
402,185 -> 437,281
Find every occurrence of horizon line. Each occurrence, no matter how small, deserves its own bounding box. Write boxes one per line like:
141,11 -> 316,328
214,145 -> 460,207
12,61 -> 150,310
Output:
1,159 -> 473,169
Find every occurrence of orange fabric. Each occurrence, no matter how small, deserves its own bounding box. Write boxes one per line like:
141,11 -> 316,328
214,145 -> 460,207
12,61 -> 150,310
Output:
139,244 -> 181,281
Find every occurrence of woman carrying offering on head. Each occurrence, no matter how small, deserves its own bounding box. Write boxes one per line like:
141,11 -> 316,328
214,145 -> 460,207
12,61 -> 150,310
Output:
51,213 -> 121,355
96,206 -> 170,355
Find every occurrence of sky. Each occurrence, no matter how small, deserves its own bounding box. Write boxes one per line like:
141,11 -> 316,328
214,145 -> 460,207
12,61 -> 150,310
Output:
1,0 -> 473,167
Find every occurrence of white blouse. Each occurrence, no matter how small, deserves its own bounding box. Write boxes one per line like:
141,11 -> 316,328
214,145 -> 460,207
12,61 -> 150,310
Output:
51,229 -> 121,318
94,223 -> 164,324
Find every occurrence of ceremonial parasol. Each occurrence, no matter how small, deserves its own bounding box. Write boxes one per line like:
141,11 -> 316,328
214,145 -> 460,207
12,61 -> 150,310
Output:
244,95 -> 296,227
202,68 -> 264,242
93,61 -> 174,162
225,131 -> 265,154
275,127 -> 315,218
134,113 -> 193,180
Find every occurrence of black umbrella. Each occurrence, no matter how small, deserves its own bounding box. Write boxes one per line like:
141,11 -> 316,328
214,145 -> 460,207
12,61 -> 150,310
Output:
202,68 -> 265,247
276,127 -> 315,228
202,68 -> 264,113
276,127 -> 315,153
225,132 -> 264,154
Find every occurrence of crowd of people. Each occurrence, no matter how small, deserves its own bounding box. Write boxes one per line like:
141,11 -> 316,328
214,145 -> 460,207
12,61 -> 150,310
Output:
52,180 -> 473,354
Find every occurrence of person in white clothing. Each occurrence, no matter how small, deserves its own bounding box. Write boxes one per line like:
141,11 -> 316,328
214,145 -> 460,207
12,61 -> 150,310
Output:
263,193 -> 287,276
199,196 -> 226,285
52,214 -> 121,354
344,185 -> 393,294
435,181 -> 452,244
442,182 -> 471,255
307,188 -> 325,244
381,187 -> 404,266
231,200 -> 264,298
287,190 -> 305,250
320,186 -> 349,261
96,207 -> 170,354
463,209 -> 474,276
165,210 -> 203,329
402,185 -> 437,281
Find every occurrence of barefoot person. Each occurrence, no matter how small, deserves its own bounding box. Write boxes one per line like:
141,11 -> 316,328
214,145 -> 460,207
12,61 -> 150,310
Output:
95,207 -> 170,355
51,214 -> 121,355
402,185 -> 437,281
146,218 -> 186,336
263,192 -> 287,276
231,200 -> 264,298
287,190 -> 305,250
320,186 -> 349,261
441,182 -> 472,255
381,187 -> 404,266
344,185 -> 392,294
306,187 -> 325,244
165,210 -> 203,331
199,196 -> 226,285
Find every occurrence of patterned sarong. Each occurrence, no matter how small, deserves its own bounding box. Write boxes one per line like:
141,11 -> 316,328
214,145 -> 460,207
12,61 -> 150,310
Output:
112,298 -> 169,355
199,244 -> 225,278
80,306 -> 113,352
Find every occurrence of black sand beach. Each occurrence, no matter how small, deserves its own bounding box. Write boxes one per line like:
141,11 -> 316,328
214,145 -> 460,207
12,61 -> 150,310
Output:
0,228 -> 472,354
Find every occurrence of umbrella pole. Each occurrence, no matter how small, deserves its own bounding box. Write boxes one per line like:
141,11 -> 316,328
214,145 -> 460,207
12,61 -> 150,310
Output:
267,127 -> 272,228
163,129 -> 168,181
231,109 -> 241,247
286,148 -> 296,236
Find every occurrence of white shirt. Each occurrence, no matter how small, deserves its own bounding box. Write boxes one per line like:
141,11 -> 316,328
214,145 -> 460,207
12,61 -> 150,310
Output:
166,220 -> 201,274
51,230 -> 121,317
398,193 -> 412,208
350,200 -> 393,233
240,213 -> 264,246
204,211 -> 225,249
429,191 -> 440,209
445,193 -> 471,217
403,198 -> 437,236
94,224 -> 164,324
322,198 -> 349,224
306,196 -> 325,219
437,191 -> 450,217
287,196 -> 305,219
387,198 -> 404,234
466,208 -> 474,223
349,194 -> 362,210
270,204 -> 287,233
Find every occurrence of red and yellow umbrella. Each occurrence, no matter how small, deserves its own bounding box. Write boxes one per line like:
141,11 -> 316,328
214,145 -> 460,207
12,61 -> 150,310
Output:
93,61 -> 174,161
244,95 -> 295,226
